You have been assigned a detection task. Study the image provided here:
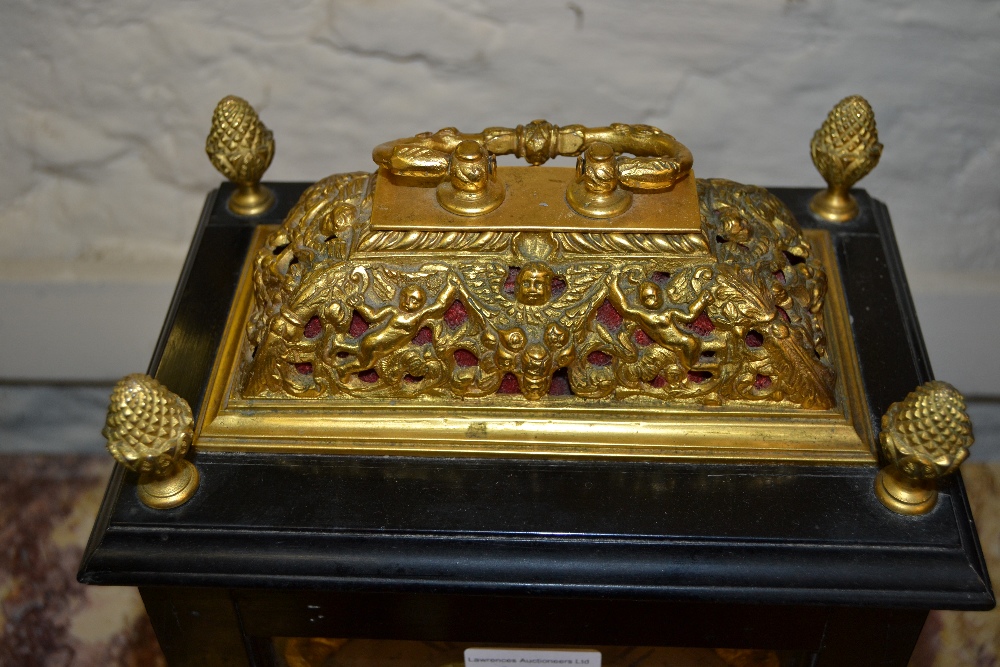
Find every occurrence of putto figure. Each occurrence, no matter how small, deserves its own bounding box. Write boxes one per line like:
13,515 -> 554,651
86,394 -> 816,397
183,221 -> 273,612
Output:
336,273 -> 461,378
239,119 -> 837,410
608,276 -> 712,368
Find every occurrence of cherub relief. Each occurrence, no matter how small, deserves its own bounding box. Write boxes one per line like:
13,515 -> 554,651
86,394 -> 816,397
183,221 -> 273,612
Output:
335,273 -> 461,377
608,275 -> 713,369
514,262 -> 554,305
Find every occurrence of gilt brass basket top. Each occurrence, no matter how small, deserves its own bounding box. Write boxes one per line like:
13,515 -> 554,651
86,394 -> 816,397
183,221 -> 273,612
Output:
195,120 -> 873,463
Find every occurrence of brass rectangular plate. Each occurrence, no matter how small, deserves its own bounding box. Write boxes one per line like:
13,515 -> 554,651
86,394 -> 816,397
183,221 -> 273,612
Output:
370,166 -> 705,235
193,226 -> 875,464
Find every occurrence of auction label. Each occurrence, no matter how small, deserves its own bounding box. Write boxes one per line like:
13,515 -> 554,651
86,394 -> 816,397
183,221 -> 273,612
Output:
465,648 -> 600,666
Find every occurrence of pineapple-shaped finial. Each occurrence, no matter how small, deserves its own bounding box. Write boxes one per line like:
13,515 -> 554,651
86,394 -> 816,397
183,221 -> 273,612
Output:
206,95 -> 276,216
809,96 -> 882,222
875,381 -> 974,515
103,374 -> 199,509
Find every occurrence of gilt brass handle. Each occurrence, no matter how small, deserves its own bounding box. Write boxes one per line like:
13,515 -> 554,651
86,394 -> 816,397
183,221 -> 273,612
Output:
103,374 -> 200,509
875,381 -> 974,515
372,120 -> 693,219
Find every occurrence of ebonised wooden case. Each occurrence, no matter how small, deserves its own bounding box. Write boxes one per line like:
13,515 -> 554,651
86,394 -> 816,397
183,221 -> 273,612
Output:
79,184 -> 994,667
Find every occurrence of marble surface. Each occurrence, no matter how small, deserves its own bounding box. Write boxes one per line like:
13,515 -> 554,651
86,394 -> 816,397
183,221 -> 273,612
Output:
0,385 -> 111,454
0,455 -> 165,667
1,452 -> 997,665
910,462 -> 1000,667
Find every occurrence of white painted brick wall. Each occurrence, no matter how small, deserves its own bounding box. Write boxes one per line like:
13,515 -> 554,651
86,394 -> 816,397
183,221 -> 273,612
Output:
1,0 -> 998,394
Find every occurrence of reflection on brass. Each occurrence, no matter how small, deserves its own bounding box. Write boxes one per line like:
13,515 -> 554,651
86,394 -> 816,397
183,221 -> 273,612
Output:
436,140 -> 505,216
374,120 -> 692,218
192,217 -> 872,463
809,95 -> 882,222
190,123 -> 876,462
103,374 -> 199,509
371,165 -> 703,234
206,95 -> 276,217
875,381 -> 974,515
374,120 -> 692,182
240,173 -> 835,409
566,141 -> 633,218
282,638 -> 347,667
715,648 -> 781,667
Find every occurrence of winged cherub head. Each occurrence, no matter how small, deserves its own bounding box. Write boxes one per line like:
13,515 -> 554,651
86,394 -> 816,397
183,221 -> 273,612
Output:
515,262 -> 554,306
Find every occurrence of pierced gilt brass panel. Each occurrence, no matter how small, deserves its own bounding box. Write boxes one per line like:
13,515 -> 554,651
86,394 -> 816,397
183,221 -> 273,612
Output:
194,159 -> 874,462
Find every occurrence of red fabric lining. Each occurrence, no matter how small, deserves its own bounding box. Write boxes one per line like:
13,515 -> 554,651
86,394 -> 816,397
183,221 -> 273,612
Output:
687,370 -> 711,384
454,349 -> 479,367
349,312 -> 369,337
688,312 -> 715,336
444,300 -> 468,327
498,373 -> 520,393
303,316 -> 322,339
595,300 -> 623,329
588,351 -> 613,366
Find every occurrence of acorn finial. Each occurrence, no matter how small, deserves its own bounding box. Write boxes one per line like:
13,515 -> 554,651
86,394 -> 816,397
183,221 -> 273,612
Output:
206,95 -> 276,216
809,95 -> 882,222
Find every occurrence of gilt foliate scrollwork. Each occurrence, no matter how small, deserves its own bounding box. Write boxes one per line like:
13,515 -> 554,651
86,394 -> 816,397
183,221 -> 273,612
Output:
238,163 -> 836,410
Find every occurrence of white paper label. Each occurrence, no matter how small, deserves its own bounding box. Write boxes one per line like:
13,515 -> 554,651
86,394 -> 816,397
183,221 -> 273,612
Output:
465,648 -> 601,666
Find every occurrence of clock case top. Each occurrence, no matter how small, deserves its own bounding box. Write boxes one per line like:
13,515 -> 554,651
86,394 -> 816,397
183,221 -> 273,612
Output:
79,182 -> 994,612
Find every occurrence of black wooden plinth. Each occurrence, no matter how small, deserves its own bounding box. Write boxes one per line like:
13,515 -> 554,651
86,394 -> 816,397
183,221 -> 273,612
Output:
80,183 -> 993,667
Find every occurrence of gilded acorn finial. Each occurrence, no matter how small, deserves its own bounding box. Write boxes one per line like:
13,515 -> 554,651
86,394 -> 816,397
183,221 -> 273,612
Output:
206,95 -> 276,216
809,95 -> 882,222
875,381 -> 974,515
103,374 -> 199,509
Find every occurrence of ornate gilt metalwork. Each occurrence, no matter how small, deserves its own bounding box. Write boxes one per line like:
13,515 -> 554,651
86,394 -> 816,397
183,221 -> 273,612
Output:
188,120 -> 877,461
436,140 -> 506,216
875,381 -> 974,515
103,374 -> 199,509
809,95 -> 883,222
566,141 -> 633,218
206,95 -> 276,216
373,120 -> 692,221
373,120 -> 692,182
238,122 -> 835,412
